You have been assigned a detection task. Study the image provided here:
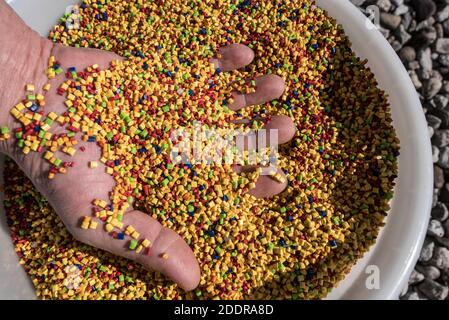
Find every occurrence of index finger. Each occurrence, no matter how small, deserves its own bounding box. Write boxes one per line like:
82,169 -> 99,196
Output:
210,44 -> 255,72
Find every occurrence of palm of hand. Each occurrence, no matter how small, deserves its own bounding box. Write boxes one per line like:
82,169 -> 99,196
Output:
5,43 -> 294,291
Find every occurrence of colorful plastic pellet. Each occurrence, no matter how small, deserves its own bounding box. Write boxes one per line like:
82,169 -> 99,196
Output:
89,161 -> 98,169
81,216 -> 91,230
129,239 -> 138,250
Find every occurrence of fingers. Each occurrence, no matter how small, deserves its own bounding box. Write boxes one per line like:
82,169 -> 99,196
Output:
209,43 -> 292,199
232,115 -> 296,199
114,210 -> 201,291
229,74 -> 285,111
210,44 -> 285,112
264,115 -> 296,145
249,168 -> 288,198
75,208 -> 200,291
236,115 -> 296,151
52,43 -> 123,70
210,44 -> 290,199
234,165 -> 288,198
210,43 -> 254,71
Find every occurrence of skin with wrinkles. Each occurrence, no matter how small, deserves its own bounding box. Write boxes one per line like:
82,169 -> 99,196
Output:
0,0 -> 295,290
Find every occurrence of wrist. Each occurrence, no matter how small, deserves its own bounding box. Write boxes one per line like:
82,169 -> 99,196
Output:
0,1 -> 54,154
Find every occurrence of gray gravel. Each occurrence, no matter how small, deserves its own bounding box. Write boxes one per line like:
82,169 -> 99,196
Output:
351,0 -> 449,300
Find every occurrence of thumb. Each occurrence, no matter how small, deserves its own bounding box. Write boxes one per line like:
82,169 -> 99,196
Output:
78,209 -> 201,291
123,209 -> 201,291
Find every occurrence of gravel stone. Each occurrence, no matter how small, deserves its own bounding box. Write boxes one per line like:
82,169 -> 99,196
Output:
442,80 -> 449,93
441,270 -> 449,286
431,202 -> 449,221
433,188 -> 439,208
440,183 -> 449,203
409,60 -> 420,70
410,0 -> 436,22
431,246 -> 449,269
433,145 -> 440,163
443,18 -> 449,36
427,219 -> 445,238
408,270 -> 425,285
434,95 -> 449,109
350,0 -> 367,5
438,146 -> 449,168
395,25 -> 412,45
402,12 -> 413,30
401,290 -> 421,300
432,129 -> 449,147
436,23 -> 444,39
444,219 -> 449,234
418,48 -> 433,79
377,0 -> 392,12
380,12 -> 402,29
435,236 -> 449,249
434,166 -> 445,188
399,46 -> 416,62
436,38 -> 449,54
436,6 -> 449,23
417,26 -> 438,46
410,70 -> 423,88
419,239 -> 435,262
418,279 -> 449,300
430,107 -> 449,128
416,264 -> 441,280
438,54 -> 449,67
426,114 -> 442,129
394,4 -> 409,16
350,0 -> 367,6
424,75 -> 443,99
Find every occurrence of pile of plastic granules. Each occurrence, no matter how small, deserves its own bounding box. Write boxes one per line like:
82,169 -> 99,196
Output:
3,0 -> 399,300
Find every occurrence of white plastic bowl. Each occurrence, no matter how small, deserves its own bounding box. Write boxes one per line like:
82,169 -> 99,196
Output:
0,0 -> 432,300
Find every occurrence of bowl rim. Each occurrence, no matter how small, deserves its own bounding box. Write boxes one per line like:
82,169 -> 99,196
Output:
318,0 -> 433,300
1,0 -> 433,300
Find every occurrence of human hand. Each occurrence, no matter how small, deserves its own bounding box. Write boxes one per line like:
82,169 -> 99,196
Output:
0,0 -> 295,291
